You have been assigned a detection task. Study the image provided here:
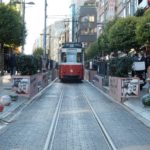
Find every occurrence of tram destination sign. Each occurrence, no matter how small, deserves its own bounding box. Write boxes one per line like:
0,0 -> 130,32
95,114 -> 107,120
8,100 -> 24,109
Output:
61,48 -> 81,53
62,42 -> 82,48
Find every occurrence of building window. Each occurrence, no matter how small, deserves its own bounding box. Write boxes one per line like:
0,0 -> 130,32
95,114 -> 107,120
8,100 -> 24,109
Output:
89,16 -> 95,22
81,28 -> 89,35
89,27 -> 97,34
81,16 -> 88,22
81,15 -> 95,23
80,27 -> 96,35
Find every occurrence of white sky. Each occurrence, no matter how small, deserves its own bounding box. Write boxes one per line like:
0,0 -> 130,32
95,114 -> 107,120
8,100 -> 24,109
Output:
24,0 -> 71,54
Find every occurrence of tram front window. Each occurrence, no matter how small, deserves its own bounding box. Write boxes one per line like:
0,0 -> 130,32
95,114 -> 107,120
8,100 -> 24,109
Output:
61,52 -> 82,63
67,52 -> 76,62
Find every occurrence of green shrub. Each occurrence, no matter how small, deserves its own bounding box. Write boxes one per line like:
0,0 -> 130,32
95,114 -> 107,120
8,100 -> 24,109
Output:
109,56 -> 133,77
16,55 -> 41,75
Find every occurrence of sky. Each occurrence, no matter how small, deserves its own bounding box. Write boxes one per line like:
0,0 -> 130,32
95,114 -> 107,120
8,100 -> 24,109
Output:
3,0 -> 71,54
24,0 -> 71,54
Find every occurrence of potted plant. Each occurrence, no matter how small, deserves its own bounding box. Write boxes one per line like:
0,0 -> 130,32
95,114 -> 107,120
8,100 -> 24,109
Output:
12,54 -> 48,97
108,56 -> 140,102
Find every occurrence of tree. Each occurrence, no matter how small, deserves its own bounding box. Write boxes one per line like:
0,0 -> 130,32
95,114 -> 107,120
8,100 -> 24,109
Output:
0,4 -> 26,48
85,41 -> 99,60
98,19 -> 117,56
33,47 -> 44,58
33,47 -> 44,71
136,14 -> 150,47
109,17 -> 139,53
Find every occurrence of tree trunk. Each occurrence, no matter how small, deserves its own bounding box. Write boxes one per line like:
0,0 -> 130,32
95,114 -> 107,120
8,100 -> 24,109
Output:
0,43 -> 4,75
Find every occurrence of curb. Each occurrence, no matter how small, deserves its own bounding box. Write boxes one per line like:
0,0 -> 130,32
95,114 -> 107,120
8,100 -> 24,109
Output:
86,80 -> 150,128
0,78 -> 58,122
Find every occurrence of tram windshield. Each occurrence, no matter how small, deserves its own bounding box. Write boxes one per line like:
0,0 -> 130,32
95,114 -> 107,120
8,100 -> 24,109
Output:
61,52 -> 82,63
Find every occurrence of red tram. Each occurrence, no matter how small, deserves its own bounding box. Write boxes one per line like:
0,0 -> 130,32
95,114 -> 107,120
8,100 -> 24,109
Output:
58,42 -> 84,81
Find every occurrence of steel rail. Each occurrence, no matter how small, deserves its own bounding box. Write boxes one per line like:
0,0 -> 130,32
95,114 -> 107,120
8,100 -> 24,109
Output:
43,86 -> 64,150
81,87 -> 118,150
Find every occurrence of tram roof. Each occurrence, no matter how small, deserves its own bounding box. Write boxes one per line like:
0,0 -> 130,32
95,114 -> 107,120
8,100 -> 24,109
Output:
61,42 -> 82,48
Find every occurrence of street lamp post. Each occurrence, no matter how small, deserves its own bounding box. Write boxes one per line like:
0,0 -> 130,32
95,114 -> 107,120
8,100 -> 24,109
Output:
13,0 -> 35,53
22,0 -> 25,53
41,0 -> 47,72
22,1 -> 35,53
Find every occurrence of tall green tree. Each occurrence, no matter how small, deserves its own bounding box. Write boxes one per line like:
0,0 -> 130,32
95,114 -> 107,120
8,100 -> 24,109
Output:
136,14 -> 150,47
98,19 -> 117,55
109,17 -> 139,53
33,47 -> 44,58
0,4 -> 26,48
33,47 -> 44,71
85,41 -> 99,60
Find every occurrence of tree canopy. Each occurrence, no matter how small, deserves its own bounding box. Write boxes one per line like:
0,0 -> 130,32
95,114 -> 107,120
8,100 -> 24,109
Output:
0,4 -> 26,47
33,47 -> 44,58
109,17 -> 138,53
98,19 -> 117,55
85,41 -> 99,60
136,12 -> 150,46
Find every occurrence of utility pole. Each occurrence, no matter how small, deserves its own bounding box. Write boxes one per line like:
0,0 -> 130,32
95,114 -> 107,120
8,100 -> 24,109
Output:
12,0 -> 35,53
22,0 -> 25,53
72,4 -> 75,42
43,0 -> 47,59
42,0 -> 47,72
70,3 -> 75,42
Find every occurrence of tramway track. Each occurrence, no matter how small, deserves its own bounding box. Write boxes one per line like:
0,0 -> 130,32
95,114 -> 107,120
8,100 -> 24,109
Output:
43,86 -> 64,150
80,87 -> 118,150
44,82 -> 117,150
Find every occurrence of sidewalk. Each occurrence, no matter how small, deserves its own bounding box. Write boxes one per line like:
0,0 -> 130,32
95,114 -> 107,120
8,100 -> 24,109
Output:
1,74 -> 150,128
0,73 -> 55,121
91,81 -> 150,127
0,74 -> 28,120
123,86 -> 150,127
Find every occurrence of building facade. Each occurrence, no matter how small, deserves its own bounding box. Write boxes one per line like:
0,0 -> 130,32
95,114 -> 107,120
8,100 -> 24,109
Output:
33,19 -> 69,61
96,0 -> 150,37
77,4 -> 97,48
70,0 -> 97,47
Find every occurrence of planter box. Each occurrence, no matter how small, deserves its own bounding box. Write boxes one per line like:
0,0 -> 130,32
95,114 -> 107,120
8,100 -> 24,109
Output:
109,76 -> 140,102
12,72 -> 48,98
